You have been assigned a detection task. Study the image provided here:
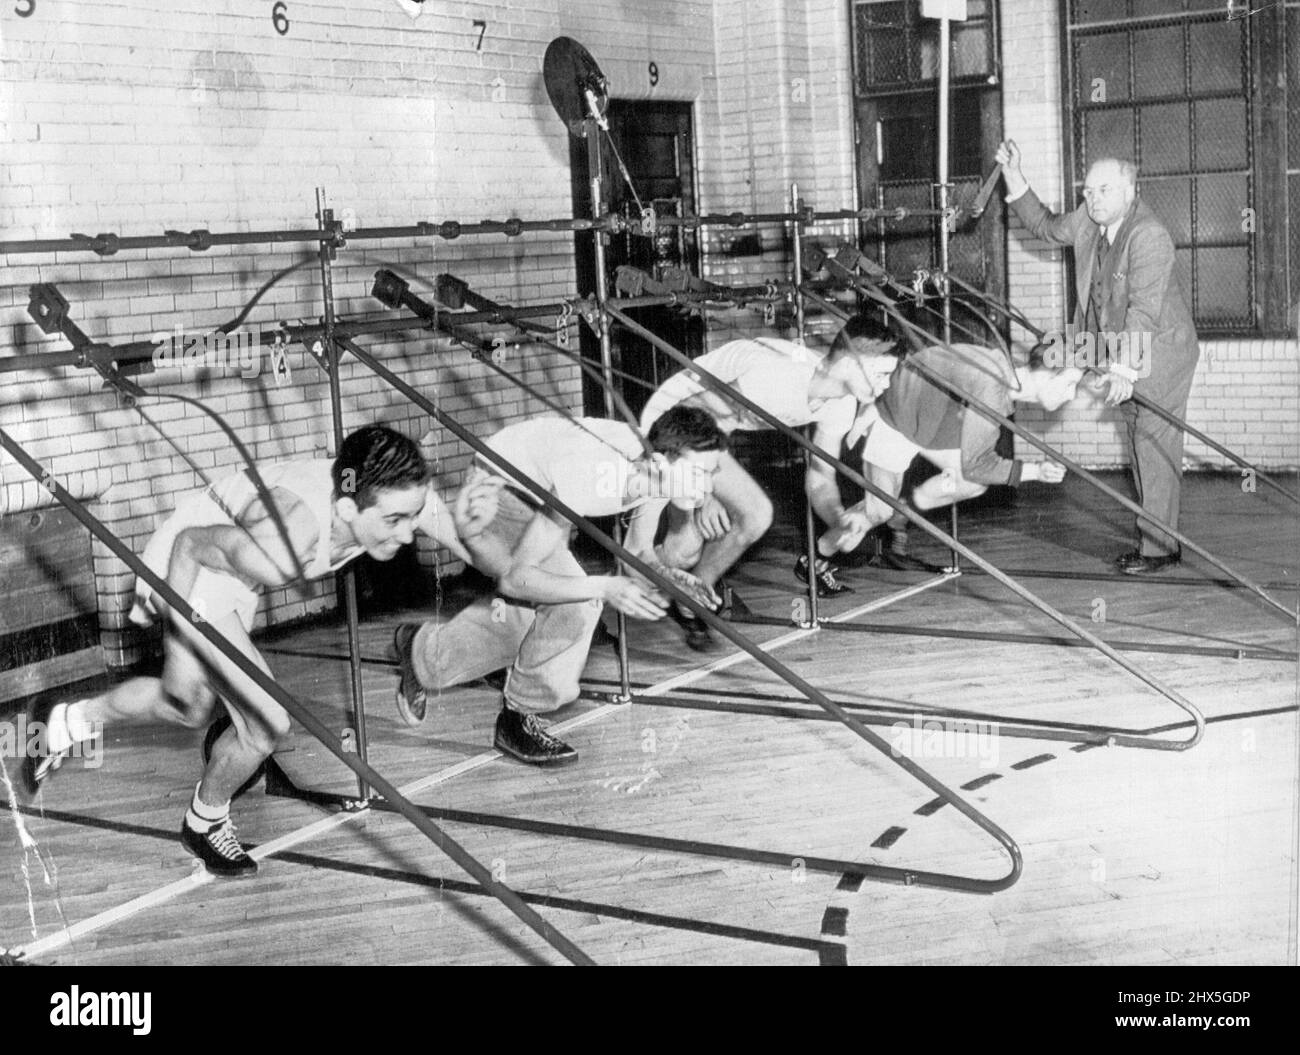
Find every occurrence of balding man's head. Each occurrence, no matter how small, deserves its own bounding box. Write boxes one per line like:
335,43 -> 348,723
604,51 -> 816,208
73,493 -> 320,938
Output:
1083,158 -> 1138,227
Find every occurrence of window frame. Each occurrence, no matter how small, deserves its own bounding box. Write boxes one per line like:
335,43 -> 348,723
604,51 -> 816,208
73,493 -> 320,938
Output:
1058,0 -> 1293,337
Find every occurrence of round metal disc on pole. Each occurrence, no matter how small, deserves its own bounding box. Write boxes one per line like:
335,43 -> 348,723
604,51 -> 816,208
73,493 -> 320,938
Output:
543,36 -> 608,137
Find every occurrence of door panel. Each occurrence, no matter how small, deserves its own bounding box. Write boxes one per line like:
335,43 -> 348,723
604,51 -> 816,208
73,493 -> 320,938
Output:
571,101 -> 705,419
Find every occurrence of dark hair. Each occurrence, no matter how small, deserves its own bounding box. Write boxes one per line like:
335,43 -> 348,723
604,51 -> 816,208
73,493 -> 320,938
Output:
828,312 -> 903,362
333,425 -> 429,509
1026,340 -> 1052,372
646,405 -> 728,459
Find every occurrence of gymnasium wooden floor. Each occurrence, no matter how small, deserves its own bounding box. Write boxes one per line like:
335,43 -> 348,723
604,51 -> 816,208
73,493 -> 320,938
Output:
3,472 -> 1296,965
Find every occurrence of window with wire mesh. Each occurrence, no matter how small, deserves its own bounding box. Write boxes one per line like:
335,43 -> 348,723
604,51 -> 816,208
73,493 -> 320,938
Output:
1288,3 -> 1299,324
1064,0 -> 1291,334
853,1 -> 1001,339
852,0 -> 997,91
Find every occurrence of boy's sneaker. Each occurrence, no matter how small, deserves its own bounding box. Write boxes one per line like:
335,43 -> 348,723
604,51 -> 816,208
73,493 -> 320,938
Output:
667,602 -> 717,652
794,554 -> 853,596
393,623 -> 427,725
180,818 -> 258,879
493,705 -> 578,766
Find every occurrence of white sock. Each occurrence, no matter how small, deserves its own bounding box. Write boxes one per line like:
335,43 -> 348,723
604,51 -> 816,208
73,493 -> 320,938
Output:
184,783 -> 230,832
44,700 -> 98,755
64,701 -> 97,743
44,703 -> 72,754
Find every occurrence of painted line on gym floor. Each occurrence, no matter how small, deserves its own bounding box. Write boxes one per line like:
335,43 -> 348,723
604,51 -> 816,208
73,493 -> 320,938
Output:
1010,753 -> 1057,771
834,734 -> 1157,956
10,586 -> 939,963
820,907 -> 849,937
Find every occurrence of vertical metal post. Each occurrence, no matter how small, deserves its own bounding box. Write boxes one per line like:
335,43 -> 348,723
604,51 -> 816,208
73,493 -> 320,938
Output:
790,182 -> 819,628
875,184 -> 888,275
935,16 -> 960,573
587,120 -> 633,704
316,187 -> 371,800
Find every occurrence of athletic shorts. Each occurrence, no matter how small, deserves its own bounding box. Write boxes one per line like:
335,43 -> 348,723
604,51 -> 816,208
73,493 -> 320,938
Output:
861,417 -> 924,474
129,491 -> 261,634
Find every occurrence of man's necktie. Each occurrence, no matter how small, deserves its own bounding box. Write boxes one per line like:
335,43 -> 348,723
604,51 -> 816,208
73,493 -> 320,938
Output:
1087,230 -> 1110,332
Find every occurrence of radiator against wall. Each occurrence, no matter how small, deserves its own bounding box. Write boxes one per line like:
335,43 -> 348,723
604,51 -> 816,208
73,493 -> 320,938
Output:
0,506 -> 103,703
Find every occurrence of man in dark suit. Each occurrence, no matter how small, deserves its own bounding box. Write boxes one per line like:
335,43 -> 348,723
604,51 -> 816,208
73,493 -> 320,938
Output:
996,141 -> 1201,575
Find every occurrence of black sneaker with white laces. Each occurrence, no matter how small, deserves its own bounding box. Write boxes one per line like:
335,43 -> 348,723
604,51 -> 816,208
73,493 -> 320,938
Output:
793,554 -> 854,597
392,623 -> 427,725
667,601 -> 717,652
180,818 -> 258,879
493,705 -> 578,766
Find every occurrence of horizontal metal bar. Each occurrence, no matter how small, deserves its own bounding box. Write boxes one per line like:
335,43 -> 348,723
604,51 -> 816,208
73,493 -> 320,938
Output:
577,689 -> 1170,747
578,686 -> 1297,744
303,794 -> 1000,892
0,204 -> 945,260
957,564 -> 1300,593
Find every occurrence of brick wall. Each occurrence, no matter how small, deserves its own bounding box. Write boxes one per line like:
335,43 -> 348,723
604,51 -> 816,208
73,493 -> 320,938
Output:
4,1 -> 1289,672
0,0 -> 618,665
1000,0 -> 1300,471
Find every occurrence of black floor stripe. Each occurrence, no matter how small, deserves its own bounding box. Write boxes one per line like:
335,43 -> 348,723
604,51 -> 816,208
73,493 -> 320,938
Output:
1072,742 -> 1105,753
914,798 -> 947,817
960,773 -> 1003,791
1010,754 -> 1056,771
871,826 -> 907,849
821,907 -> 849,937
818,944 -> 848,966
837,871 -> 866,893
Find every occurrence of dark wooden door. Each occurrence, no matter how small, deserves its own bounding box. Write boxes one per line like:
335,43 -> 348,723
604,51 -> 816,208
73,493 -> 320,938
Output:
571,100 -> 705,419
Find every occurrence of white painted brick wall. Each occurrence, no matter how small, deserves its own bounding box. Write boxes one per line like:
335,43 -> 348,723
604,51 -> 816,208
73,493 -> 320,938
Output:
0,0 -> 600,665
3,0 -> 1291,671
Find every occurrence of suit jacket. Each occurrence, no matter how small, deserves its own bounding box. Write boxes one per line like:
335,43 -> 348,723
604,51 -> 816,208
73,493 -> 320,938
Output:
1008,189 -> 1199,404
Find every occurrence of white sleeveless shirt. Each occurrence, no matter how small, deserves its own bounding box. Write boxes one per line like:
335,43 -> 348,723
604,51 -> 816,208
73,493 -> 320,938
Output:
130,461 -> 363,631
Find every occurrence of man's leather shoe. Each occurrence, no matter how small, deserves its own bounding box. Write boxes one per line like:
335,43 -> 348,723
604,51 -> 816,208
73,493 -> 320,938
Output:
1120,550 -> 1182,575
1114,549 -> 1144,569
